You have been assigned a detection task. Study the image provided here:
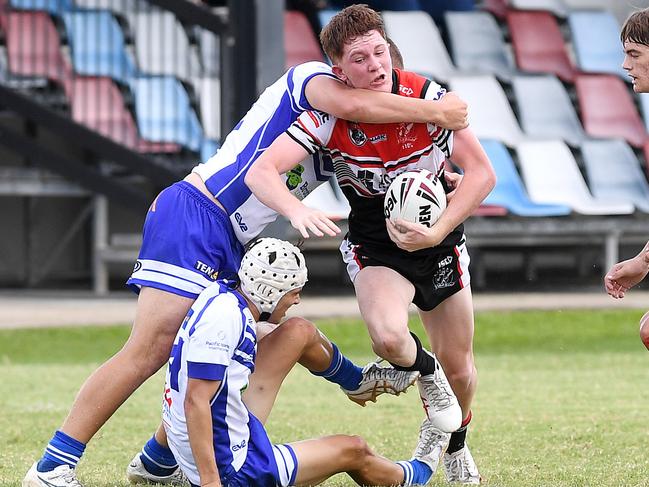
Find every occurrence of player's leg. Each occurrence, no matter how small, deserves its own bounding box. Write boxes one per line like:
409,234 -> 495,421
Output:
640,310 -> 649,350
287,435 -> 433,486
351,264 -> 460,433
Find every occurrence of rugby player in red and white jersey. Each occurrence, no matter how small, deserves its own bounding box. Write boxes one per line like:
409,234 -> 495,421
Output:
604,7 -> 649,351
246,5 -> 495,484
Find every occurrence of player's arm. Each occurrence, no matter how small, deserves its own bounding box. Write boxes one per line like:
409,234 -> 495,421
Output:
185,377 -> 222,487
604,241 -> 649,298
244,133 -> 340,238
388,128 -> 496,252
305,75 -> 468,129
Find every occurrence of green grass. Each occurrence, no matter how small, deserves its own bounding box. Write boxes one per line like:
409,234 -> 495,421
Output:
2,310 -> 649,486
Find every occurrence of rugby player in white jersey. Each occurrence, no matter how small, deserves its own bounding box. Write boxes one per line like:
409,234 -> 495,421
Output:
159,238 -> 438,487
246,5 -> 495,484
23,18 -> 471,486
604,7 -> 649,351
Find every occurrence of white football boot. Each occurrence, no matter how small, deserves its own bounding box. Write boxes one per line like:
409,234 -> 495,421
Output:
443,445 -> 481,484
342,359 -> 419,406
417,354 -> 462,432
126,454 -> 188,485
23,462 -> 83,487
412,418 -> 450,476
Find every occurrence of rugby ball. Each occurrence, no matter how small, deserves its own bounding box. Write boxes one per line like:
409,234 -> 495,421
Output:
383,168 -> 446,227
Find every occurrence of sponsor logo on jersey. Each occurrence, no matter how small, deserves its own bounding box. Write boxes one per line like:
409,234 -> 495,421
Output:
369,134 -> 387,144
234,212 -> 248,232
231,439 -> 247,452
133,260 -> 142,273
349,124 -> 367,146
286,164 -> 305,190
396,122 -> 417,149
438,255 -> 453,268
195,260 -> 219,279
399,84 -> 414,96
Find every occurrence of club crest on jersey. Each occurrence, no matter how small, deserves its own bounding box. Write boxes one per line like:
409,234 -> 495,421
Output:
349,124 -> 367,146
396,122 -> 417,149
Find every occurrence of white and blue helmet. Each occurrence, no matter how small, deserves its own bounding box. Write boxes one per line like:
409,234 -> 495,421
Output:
238,238 -> 308,315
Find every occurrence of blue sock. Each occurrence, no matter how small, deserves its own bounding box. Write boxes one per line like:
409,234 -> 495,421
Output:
140,435 -> 178,477
310,343 -> 363,391
397,459 -> 433,486
37,430 -> 86,472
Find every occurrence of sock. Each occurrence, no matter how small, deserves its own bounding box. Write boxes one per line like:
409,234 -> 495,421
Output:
447,411 -> 472,454
389,332 -> 437,376
140,435 -> 178,477
37,430 -> 86,472
310,343 -> 363,391
397,459 -> 433,486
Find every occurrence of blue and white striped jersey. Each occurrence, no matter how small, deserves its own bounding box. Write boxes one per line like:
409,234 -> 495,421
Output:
192,62 -> 337,244
162,281 -> 259,486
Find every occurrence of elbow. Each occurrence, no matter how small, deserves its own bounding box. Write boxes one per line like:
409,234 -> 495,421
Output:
244,165 -> 261,190
485,166 -> 497,193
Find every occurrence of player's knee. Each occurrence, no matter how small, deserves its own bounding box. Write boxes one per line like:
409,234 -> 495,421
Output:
340,435 -> 372,468
371,331 -> 409,362
639,312 -> 649,350
445,361 -> 476,391
281,317 -> 319,346
122,329 -> 177,376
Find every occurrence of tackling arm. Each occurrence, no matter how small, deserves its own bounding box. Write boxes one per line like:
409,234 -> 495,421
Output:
305,76 -> 468,130
185,377 -> 222,487
244,134 -> 341,238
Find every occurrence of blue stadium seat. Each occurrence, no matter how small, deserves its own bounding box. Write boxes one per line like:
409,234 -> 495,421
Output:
129,76 -> 203,152
63,10 -> 136,83
10,0 -> 72,14
480,139 -> 572,216
200,138 -> 220,164
581,139 -> 649,213
569,11 -> 626,79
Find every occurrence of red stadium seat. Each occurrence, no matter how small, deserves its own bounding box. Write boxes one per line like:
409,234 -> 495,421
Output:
69,76 -> 181,153
575,74 -> 648,148
644,139 -> 649,179
284,10 -> 324,69
473,204 -> 508,216
481,0 -> 508,20
507,10 -> 577,83
3,11 -> 73,95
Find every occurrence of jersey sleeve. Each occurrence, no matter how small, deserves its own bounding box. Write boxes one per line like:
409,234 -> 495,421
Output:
288,61 -> 338,112
184,294 -> 244,381
286,110 -> 336,155
424,81 -> 454,158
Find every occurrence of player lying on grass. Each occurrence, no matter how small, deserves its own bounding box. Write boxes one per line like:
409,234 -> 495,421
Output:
159,238 -> 439,487
245,5 -> 495,484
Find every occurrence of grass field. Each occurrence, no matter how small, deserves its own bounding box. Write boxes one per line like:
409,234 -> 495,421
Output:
2,309 -> 649,487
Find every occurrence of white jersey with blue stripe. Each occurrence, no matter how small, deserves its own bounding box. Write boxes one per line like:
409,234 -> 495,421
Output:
192,62 -> 337,245
162,281 -> 259,486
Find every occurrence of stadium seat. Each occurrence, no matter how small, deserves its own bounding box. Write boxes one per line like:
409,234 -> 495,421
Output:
198,28 -> 220,77
516,140 -> 634,215
3,11 -> 73,95
128,11 -> 202,80
512,74 -> 586,146
472,204 -> 508,216
9,0 -> 71,15
569,11 -> 626,79
383,10 -> 457,82
284,10 -> 324,69
200,138 -> 220,164
480,0 -> 508,20
581,139 -> 649,213
63,10 -> 137,83
0,46 -> 49,90
129,76 -> 203,152
480,139 -> 572,216
448,75 -> 524,146
69,76 -> 180,153
418,0 -> 474,24
508,0 -> 568,17
644,140 -> 649,178
575,74 -> 647,148
199,76 -> 220,141
73,0 -> 154,12
445,11 -> 516,80
639,93 -> 649,132
507,10 -> 577,83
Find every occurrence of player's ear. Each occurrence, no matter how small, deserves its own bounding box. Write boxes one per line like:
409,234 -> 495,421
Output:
332,65 -> 346,82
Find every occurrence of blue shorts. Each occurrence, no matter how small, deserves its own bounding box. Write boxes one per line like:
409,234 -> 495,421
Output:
126,181 -> 244,299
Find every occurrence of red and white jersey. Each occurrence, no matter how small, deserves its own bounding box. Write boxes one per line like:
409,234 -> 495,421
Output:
287,69 -> 462,251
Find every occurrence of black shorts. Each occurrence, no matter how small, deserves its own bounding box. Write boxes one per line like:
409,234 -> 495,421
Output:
339,236 -> 471,312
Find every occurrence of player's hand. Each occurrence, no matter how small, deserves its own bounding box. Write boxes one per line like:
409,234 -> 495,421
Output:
289,206 -> 341,238
386,218 -> 445,252
434,92 -> 468,131
444,170 -> 463,201
604,252 -> 649,298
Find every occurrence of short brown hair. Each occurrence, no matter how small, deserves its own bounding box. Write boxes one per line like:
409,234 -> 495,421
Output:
621,8 -> 649,46
319,4 -> 386,63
